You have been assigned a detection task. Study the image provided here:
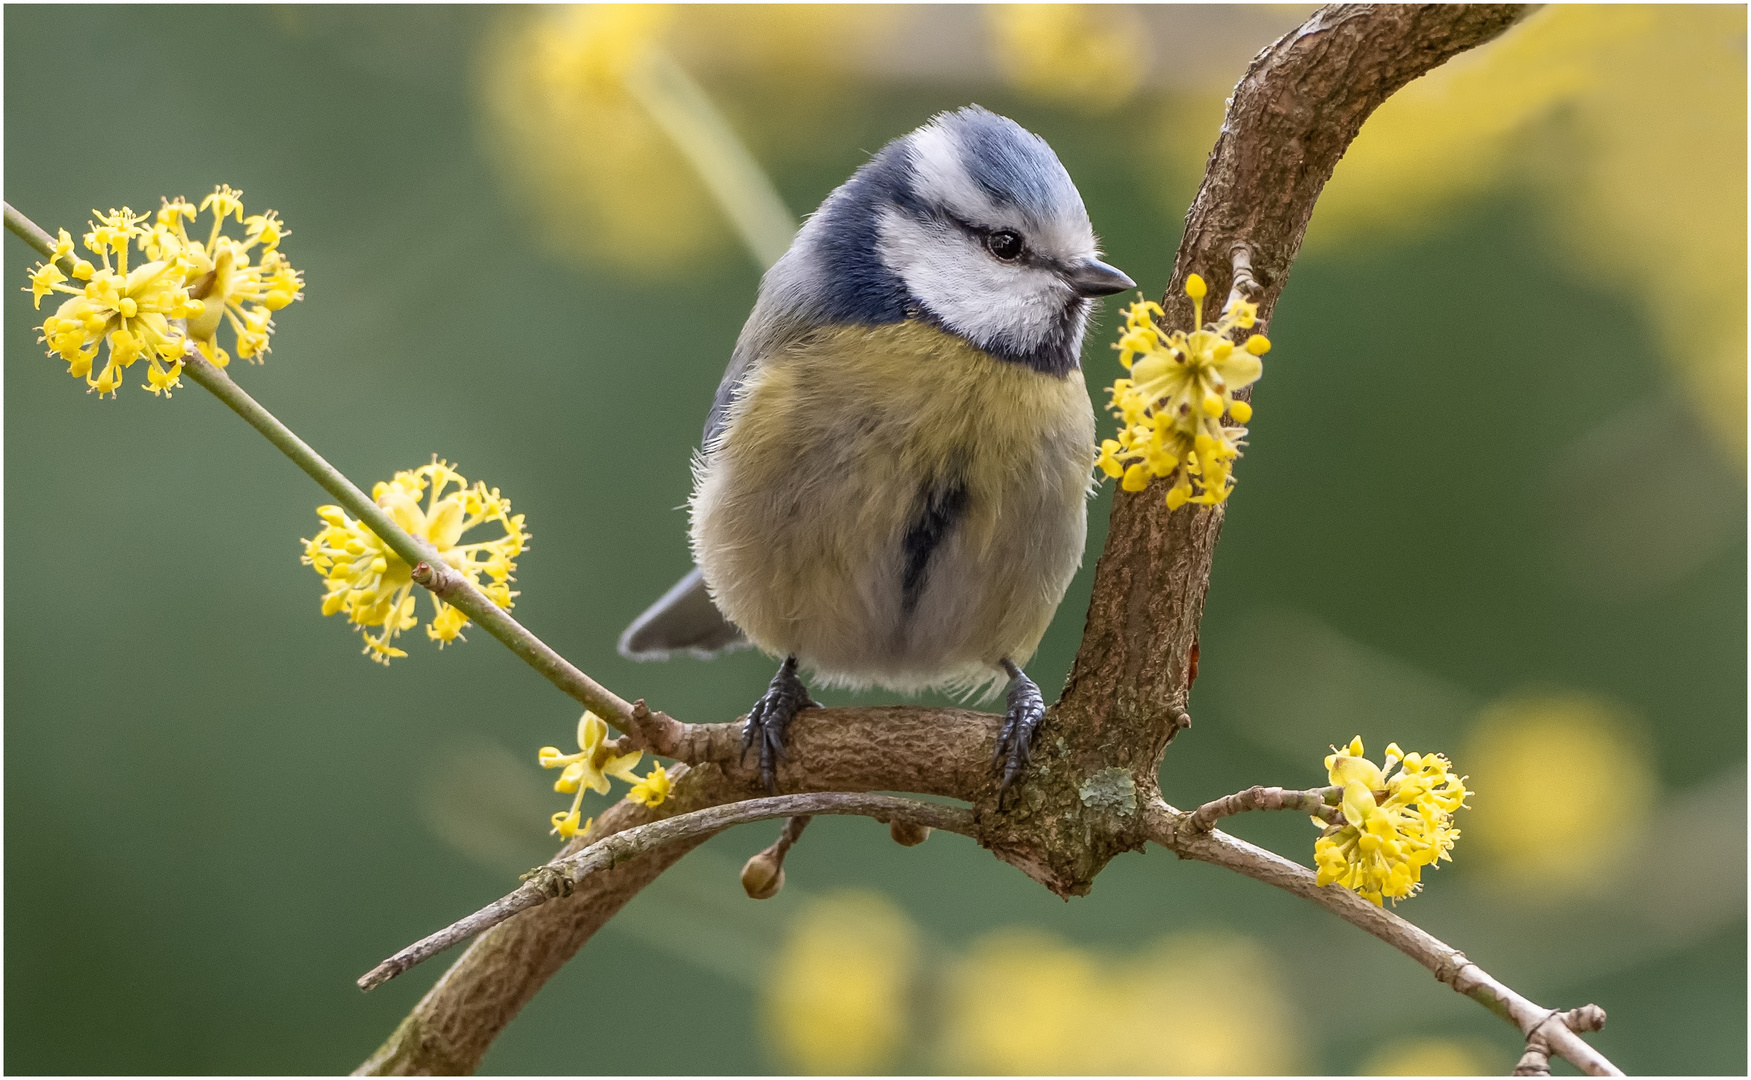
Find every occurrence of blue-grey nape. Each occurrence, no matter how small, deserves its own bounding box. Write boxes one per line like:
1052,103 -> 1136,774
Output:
752,104 -> 1120,378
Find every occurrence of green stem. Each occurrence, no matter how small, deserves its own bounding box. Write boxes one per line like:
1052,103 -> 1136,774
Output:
6,201 -> 77,275
4,201 -> 637,731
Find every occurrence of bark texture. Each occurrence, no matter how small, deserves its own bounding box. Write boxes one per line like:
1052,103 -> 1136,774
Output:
358,6 -> 1533,1073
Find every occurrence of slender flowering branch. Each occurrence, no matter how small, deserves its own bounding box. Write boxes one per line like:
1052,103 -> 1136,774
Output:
1147,800 -> 1622,1076
1184,783 -> 1342,834
6,201 -> 638,731
1515,1006 -> 1609,1076
6,202 -> 75,275
357,791 -> 973,990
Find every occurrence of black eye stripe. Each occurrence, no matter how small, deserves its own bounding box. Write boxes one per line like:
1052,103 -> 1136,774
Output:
930,208 -> 1059,269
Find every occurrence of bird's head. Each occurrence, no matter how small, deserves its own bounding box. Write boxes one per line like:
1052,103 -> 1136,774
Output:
788,106 -> 1134,375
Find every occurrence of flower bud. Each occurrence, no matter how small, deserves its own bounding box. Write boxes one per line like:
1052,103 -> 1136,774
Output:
889,819 -> 932,847
741,850 -> 785,899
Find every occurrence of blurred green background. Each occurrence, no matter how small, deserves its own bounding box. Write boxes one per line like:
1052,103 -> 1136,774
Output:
5,4 -> 1744,1075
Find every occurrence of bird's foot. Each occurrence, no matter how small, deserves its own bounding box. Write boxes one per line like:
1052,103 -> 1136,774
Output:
992,659 -> 1046,800
741,656 -> 818,793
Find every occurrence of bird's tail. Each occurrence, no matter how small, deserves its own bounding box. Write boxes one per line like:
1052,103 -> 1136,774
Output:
618,566 -> 750,660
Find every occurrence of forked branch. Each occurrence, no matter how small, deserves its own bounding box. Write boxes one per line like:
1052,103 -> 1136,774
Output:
348,6 -> 1593,1075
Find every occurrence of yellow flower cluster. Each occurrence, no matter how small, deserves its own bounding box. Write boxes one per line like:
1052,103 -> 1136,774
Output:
539,711 -> 673,839
24,186 -> 303,397
141,184 -> 304,368
1098,274 -> 1270,508
1313,737 -> 1469,905
300,460 -> 528,664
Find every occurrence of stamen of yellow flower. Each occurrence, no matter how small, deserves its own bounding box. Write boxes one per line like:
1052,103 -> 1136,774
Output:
537,711 -> 666,831
23,187 -> 305,397
1311,735 -> 1469,905
627,763 -> 672,807
1097,276 -> 1268,509
299,458 -> 528,664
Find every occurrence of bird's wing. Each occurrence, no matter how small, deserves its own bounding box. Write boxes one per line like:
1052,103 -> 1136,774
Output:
617,566 -> 750,660
624,285 -> 818,660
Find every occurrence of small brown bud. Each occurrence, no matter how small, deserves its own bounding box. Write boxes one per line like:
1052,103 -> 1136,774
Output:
741,850 -> 785,899
889,819 -> 932,847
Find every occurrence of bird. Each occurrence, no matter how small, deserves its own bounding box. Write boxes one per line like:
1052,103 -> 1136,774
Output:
618,105 -> 1134,795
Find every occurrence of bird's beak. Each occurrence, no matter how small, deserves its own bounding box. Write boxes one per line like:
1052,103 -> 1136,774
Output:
1065,258 -> 1136,298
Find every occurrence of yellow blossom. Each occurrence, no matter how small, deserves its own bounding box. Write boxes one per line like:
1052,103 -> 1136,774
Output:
538,711 -> 646,836
26,209 -> 203,397
627,762 -> 672,807
1312,736 -> 1469,905
1100,275 -> 1269,508
299,458 -> 528,664
141,185 -> 304,368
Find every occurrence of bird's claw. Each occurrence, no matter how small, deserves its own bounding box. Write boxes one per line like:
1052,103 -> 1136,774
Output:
993,662 -> 1046,802
741,656 -> 817,793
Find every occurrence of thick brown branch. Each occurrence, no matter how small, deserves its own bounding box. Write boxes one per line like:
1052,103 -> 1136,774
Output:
356,6 -> 1546,1074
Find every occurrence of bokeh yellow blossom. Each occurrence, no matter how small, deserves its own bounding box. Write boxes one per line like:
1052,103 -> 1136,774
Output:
1100,275 -> 1268,508
299,459 -> 527,664
764,890 -> 918,1074
26,209 -> 204,397
480,5 -> 890,274
141,184 -> 305,369
1463,690 -> 1654,896
986,5 -> 1148,111
1307,5 -> 1746,463
942,927 -> 1293,1074
1313,736 -> 1468,905
1362,1036 -> 1500,1076
538,711 -> 644,839
481,5 -> 727,272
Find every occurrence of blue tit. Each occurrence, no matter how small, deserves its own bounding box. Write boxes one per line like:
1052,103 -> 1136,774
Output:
619,105 -> 1134,792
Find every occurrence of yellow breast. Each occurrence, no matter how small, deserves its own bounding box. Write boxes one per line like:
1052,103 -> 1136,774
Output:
691,321 -> 1095,691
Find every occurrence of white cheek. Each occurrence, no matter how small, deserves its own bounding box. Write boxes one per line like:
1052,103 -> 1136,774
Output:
876,209 -> 1071,353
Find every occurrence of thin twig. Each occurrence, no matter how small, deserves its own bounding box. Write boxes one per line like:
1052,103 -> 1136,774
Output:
5,201 -> 77,275
357,792 -> 973,991
1184,784 -> 1342,834
1222,241 -> 1262,318
1514,1005 -> 1608,1076
1146,800 -> 1622,1076
741,814 -> 811,899
3,201 -> 642,734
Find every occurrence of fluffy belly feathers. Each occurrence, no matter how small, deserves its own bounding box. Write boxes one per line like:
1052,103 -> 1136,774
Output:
690,322 -> 1095,694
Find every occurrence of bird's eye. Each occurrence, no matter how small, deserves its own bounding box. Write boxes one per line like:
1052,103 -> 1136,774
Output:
984,230 -> 1024,262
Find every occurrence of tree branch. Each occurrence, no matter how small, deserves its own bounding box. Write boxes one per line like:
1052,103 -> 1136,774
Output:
1185,784 -> 1342,833
1144,800 -> 1622,1076
1,201 -> 641,739
358,791 -> 971,992
352,6 -> 1563,1074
